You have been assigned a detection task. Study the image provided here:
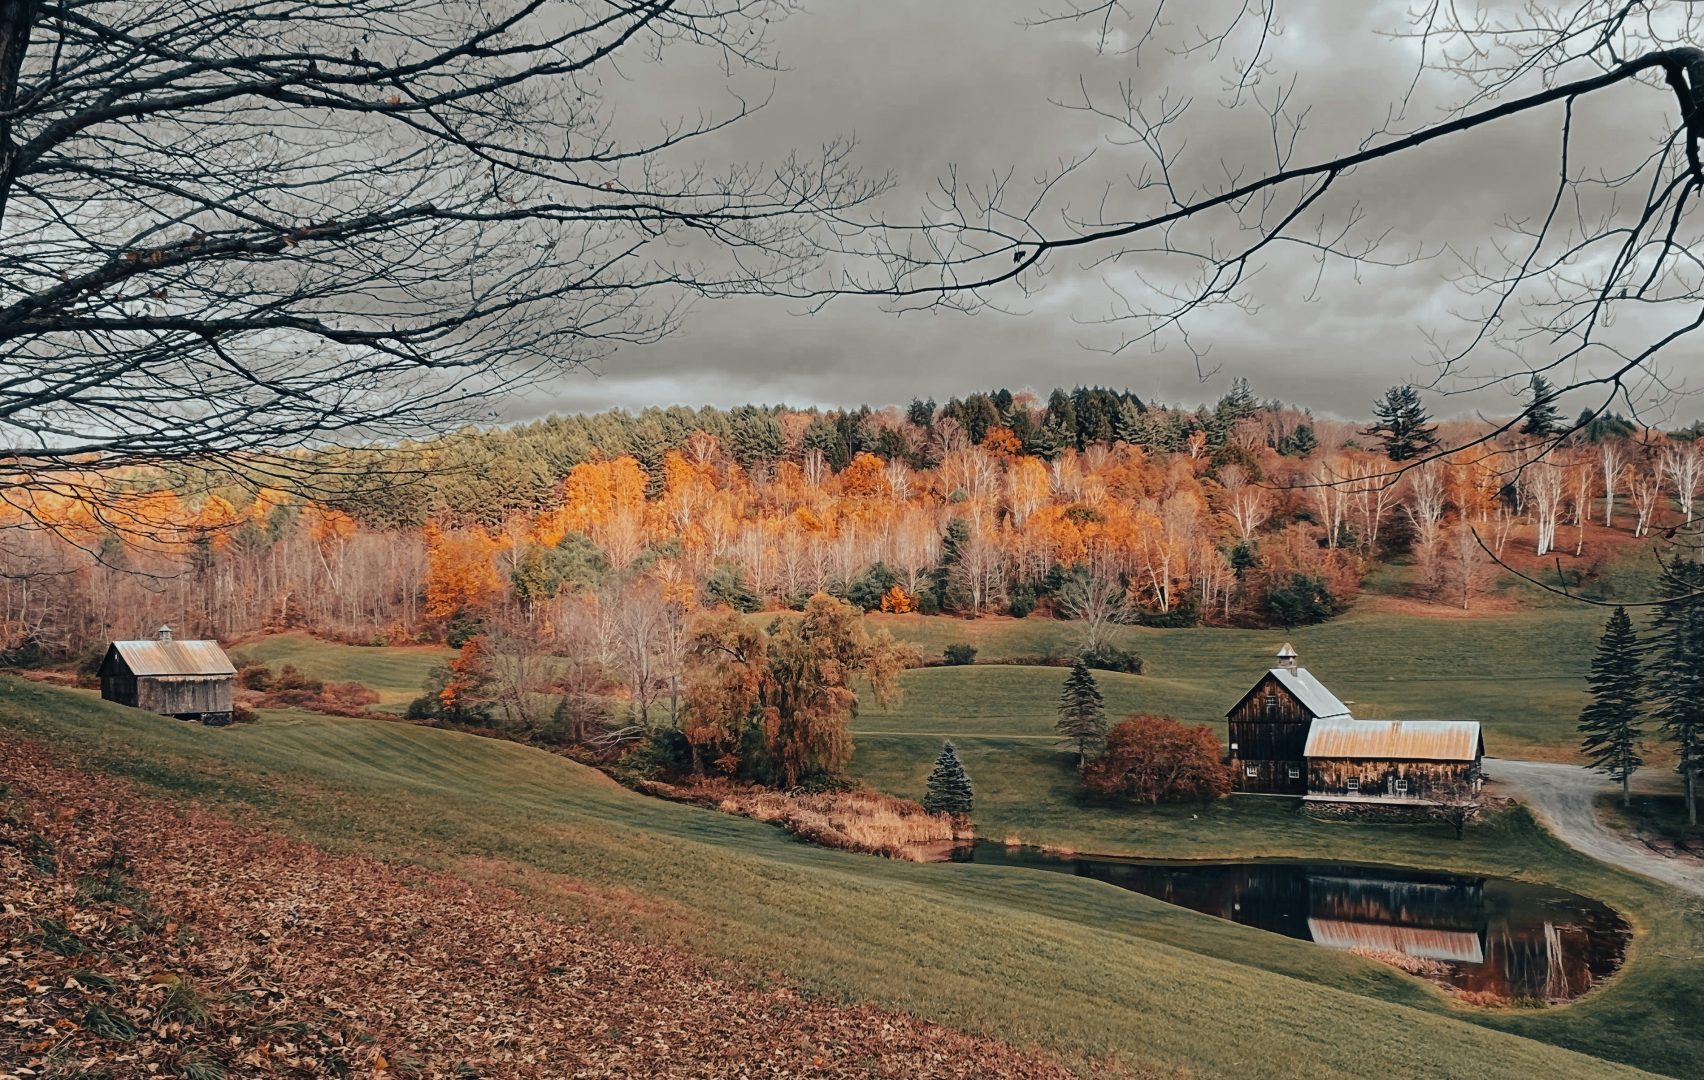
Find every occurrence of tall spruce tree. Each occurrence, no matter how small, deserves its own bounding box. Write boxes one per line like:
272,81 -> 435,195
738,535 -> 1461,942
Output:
922,741 -> 975,818
1057,659 -> 1109,763
1366,385 -> 1440,462
1519,374 -> 1565,438
1649,557 -> 1704,825
1578,606 -> 1645,806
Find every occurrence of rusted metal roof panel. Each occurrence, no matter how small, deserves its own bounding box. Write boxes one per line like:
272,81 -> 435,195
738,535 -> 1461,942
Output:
1303,718 -> 1482,762
1307,918 -> 1485,963
108,639 -> 236,677
1270,667 -> 1351,720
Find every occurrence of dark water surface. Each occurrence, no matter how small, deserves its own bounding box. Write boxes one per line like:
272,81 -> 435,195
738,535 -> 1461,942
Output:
958,842 -> 1630,1001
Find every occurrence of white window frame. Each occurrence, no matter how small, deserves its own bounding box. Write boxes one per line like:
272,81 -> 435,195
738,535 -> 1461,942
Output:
1345,778 -> 1360,793
1286,765 -> 1301,780
1393,778 -> 1409,794
1245,765 -> 1259,778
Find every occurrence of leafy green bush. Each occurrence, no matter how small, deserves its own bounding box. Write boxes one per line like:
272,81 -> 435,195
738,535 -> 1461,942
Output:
942,643 -> 978,666
1079,643 -> 1145,674
1264,574 -> 1343,626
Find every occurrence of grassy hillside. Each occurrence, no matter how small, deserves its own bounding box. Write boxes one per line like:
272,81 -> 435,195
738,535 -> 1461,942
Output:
865,602 -> 1609,761
4,680 -> 1701,1078
230,632 -> 452,712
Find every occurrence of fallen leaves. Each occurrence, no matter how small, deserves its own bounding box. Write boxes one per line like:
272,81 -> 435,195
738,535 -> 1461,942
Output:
0,736 -> 1082,1078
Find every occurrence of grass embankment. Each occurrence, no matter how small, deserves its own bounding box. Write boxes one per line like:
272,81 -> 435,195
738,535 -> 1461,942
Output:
3,678 -> 1699,1079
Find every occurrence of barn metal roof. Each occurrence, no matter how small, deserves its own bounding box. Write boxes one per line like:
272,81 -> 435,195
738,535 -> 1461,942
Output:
1306,919 -> 1485,963
107,639 -> 236,677
1303,718 -> 1482,762
1269,667 -> 1351,720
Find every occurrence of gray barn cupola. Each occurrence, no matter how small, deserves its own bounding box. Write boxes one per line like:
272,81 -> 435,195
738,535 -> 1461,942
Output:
1276,642 -> 1298,671
157,624 -> 174,642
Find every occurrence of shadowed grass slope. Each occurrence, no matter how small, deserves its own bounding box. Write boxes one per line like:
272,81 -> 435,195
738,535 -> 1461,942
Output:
1,679 -> 1696,1078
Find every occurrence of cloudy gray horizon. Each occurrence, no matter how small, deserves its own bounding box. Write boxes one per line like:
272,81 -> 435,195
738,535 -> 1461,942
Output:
512,0 -> 1704,427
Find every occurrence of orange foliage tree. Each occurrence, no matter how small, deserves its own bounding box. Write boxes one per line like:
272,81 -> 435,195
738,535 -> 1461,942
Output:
423,522 -> 505,629
1080,715 -> 1232,804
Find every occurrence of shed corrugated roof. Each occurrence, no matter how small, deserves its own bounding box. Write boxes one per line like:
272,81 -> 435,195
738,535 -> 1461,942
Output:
1303,718 -> 1482,762
108,639 -> 235,677
1270,667 -> 1351,720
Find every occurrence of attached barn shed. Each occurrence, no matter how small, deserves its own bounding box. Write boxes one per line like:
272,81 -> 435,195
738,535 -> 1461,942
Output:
1303,718 -> 1484,804
98,626 -> 236,725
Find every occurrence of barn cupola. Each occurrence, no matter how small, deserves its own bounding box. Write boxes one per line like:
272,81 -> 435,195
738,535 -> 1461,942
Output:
156,624 -> 173,642
1276,642 -> 1298,671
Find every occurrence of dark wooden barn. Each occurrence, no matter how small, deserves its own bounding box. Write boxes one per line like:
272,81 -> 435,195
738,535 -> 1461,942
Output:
98,625 -> 236,725
1225,643 -> 1352,795
1224,643 -> 1486,804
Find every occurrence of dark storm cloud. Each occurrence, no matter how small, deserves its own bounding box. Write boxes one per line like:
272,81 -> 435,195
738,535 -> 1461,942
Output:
515,0 -> 1699,423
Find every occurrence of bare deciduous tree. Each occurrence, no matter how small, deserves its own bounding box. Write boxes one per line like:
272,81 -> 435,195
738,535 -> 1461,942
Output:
0,0 -> 875,520
857,3 -> 1704,475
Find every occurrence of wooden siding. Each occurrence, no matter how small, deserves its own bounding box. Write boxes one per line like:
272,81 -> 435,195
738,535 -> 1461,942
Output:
1307,758 -> 1482,802
99,647 -> 233,722
1227,673 -> 1311,795
133,676 -> 233,718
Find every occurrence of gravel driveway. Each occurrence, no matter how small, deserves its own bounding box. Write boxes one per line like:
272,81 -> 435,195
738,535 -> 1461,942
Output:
1486,757 -> 1704,896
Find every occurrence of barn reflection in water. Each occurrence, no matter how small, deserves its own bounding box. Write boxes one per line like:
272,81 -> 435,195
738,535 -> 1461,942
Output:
961,845 -> 1628,1001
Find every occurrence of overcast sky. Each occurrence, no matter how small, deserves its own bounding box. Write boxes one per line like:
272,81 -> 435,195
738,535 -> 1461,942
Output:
513,0 -> 1704,425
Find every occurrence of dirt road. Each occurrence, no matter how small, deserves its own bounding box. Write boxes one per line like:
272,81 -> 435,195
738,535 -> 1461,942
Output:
1486,757 -> 1704,896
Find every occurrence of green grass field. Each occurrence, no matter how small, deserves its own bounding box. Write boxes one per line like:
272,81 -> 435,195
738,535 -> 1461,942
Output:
5,678 -> 1703,1079
230,632 -> 452,711
863,603 -> 1609,761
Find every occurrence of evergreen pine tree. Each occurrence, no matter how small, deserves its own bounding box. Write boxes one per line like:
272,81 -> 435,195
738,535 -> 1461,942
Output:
1057,659 -> 1108,763
922,741 -> 975,817
1649,557 -> 1704,825
1365,385 -> 1440,462
1520,374 -> 1564,438
1578,606 -> 1645,806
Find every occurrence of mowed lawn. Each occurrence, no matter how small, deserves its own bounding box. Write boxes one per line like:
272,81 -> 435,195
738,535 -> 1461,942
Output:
230,632 -> 452,712
4,679 -> 1703,1079
863,601 -> 1611,761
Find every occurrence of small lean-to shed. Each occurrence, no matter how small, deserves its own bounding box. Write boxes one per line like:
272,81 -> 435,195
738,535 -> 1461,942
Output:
1303,718 -> 1484,804
98,625 -> 236,725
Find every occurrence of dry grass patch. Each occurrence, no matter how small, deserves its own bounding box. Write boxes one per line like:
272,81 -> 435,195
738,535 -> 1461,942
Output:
641,779 -> 964,860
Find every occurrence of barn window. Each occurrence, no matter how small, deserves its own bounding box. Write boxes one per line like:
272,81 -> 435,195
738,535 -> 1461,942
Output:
1346,778 -> 1360,793
1245,765 -> 1259,778
1393,778 -> 1409,793
1287,766 -> 1300,780
1263,691 -> 1278,717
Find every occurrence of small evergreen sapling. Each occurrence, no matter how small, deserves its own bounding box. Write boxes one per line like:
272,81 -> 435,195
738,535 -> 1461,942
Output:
1057,659 -> 1108,763
922,742 -> 975,819
1577,606 -> 1645,806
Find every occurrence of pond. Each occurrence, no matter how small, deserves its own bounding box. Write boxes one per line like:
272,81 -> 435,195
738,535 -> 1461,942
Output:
957,842 -> 1630,1002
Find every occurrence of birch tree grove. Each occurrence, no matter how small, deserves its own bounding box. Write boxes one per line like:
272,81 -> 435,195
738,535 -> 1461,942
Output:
1665,444 -> 1703,526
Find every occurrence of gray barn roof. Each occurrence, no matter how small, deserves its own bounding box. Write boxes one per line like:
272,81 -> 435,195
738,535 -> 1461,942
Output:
1269,667 -> 1351,720
105,639 -> 235,678
1304,718 -> 1483,762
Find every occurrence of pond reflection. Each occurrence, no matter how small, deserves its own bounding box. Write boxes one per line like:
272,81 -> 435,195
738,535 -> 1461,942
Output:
958,842 -> 1630,1002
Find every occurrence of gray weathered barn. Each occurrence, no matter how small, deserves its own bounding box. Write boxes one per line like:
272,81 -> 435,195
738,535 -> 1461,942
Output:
98,626 -> 236,725
1226,644 -> 1484,803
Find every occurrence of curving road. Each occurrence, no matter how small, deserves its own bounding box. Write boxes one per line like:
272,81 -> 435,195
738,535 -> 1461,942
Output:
1486,757 -> 1704,896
